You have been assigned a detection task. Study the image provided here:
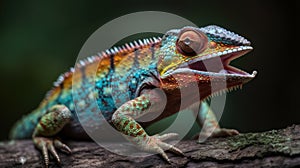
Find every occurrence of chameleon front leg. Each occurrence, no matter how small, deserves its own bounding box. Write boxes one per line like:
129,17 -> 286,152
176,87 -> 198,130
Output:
196,102 -> 239,143
32,104 -> 72,167
112,90 -> 183,163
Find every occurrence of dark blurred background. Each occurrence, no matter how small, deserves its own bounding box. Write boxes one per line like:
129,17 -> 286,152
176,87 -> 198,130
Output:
0,1 -> 299,140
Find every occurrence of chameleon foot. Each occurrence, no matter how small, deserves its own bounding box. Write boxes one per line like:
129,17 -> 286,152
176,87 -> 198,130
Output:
142,133 -> 184,163
197,128 -> 239,143
211,128 -> 239,137
152,132 -> 179,141
33,137 -> 71,167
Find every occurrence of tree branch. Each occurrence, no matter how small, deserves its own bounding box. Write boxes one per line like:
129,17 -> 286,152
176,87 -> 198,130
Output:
1,125 -> 300,168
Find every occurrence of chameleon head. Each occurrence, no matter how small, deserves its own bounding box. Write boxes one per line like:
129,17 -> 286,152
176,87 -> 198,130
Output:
157,25 -> 257,99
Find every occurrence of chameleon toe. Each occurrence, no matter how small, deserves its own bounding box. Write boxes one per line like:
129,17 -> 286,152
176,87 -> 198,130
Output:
54,139 -> 72,154
33,137 -> 69,167
153,133 -> 179,141
212,128 -> 240,137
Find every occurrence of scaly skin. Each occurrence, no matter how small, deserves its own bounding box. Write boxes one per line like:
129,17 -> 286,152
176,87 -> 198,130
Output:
10,25 -> 257,167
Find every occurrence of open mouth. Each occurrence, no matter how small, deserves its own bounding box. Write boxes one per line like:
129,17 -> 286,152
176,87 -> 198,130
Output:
169,46 -> 257,78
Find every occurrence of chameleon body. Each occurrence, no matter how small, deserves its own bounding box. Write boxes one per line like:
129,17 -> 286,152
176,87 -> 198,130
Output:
10,25 -> 256,167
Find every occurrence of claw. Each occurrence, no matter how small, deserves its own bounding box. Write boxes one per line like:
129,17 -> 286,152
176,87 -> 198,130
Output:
168,146 -> 184,156
156,146 -> 171,163
141,133 -> 183,163
33,137 -> 71,167
41,142 -> 49,167
157,141 -> 184,156
54,139 -> 72,154
47,142 -> 60,163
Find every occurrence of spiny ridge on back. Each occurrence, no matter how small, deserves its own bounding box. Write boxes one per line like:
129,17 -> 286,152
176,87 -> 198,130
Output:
52,36 -> 162,88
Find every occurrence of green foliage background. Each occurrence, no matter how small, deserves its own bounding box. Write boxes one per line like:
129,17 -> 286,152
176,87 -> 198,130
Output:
0,0 -> 298,140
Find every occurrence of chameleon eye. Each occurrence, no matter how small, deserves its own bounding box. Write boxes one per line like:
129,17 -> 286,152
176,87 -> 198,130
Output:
176,29 -> 208,56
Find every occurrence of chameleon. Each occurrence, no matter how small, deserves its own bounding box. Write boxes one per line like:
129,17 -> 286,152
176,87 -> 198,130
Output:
10,25 -> 257,167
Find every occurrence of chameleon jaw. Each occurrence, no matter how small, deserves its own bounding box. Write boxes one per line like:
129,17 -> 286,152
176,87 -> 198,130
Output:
159,45 -> 257,101
165,45 -> 257,79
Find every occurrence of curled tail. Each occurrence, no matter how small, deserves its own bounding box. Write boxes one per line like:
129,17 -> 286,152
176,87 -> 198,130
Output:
9,110 -> 41,139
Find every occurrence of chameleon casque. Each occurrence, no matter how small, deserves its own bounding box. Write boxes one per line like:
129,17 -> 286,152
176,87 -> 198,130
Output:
10,25 -> 257,167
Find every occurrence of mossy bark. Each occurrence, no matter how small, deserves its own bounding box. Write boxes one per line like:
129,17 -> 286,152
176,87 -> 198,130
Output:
1,125 -> 300,168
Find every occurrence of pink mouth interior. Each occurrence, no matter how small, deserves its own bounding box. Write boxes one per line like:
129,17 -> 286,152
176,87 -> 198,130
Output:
187,52 -> 250,76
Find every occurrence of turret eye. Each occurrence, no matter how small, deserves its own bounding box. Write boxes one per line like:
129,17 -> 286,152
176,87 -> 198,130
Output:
176,29 -> 208,56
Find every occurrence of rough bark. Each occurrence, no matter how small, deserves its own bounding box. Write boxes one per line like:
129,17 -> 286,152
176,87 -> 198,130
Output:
1,124 -> 300,168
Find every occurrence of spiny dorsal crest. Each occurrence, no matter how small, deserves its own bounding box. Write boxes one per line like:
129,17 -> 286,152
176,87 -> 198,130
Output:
52,36 -> 162,87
